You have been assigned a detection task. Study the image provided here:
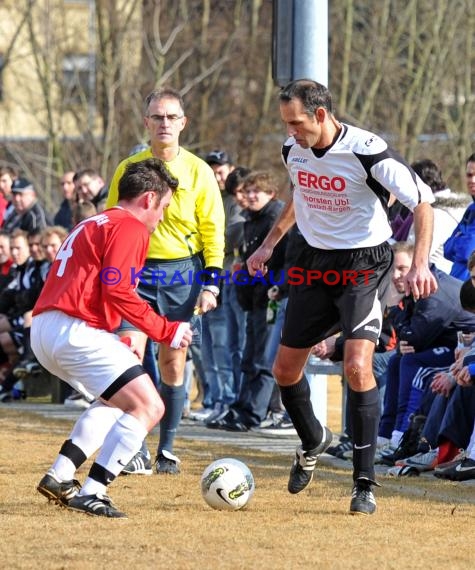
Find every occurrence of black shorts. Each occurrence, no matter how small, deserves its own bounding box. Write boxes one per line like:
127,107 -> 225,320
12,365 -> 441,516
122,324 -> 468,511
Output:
281,242 -> 393,349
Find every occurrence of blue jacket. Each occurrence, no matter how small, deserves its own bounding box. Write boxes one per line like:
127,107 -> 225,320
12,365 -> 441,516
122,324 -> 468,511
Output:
443,201 -> 475,280
391,265 -> 475,351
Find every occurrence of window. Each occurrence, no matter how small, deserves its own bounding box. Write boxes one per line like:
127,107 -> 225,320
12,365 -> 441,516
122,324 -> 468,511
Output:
62,54 -> 94,105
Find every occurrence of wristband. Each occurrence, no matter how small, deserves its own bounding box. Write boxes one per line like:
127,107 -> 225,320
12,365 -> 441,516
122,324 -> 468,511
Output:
200,266 -> 222,286
203,285 -> 220,297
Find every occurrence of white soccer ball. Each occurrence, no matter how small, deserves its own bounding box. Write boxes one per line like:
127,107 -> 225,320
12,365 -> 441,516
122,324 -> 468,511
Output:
200,458 -> 255,511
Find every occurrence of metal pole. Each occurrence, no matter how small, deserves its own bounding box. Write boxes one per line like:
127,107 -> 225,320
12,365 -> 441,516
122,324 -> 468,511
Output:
292,0 -> 328,86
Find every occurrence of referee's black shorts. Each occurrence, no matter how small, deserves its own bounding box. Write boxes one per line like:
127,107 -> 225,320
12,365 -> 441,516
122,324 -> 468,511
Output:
281,241 -> 393,349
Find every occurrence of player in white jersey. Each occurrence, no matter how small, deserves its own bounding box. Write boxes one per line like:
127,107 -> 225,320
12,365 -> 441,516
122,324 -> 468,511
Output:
248,79 -> 437,515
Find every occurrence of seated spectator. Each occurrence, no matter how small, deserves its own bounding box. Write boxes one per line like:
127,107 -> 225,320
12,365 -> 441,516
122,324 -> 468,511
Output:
378,241 -> 475,465
2,178 -> 50,234
0,230 -> 14,291
443,153 -> 475,280
72,200 -> 97,225
406,159 -> 468,274
53,171 -> 76,230
0,165 -> 18,226
0,229 -> 50,401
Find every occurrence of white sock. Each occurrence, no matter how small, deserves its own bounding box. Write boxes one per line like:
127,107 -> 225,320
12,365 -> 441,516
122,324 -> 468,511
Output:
80,413 -> 148,496
52,401 -> 123,481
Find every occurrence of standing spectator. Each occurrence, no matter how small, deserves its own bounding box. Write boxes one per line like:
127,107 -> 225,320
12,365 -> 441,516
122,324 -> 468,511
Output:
247,79 -> 436,515
75,169 -> 109,213
32,159 -> 192,518
208,171 -> 288,431
53,171 -> 76,230
190,151 -> 239,421
2,178 -> 50,234
105,86 -> 225,475
205,150 -> 235,191
443,153 -> 475,280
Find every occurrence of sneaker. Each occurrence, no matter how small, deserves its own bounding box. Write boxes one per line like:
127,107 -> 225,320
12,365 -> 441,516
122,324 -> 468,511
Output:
188,407 -> 216,422
155,450 -> 181,475
67,492 -> 127,518
120,450 -> 152,476
434,450 -> 466,473
288,426 -> 333,494
396,448 -> 438,472
349,479 -> 377,515
327,436 -> 353,459
37,470 -> 81,505
381,415 -> 426,466
64,391 -> 94,409
258,410 -> 285,429
386,465 -> 420,477
252,414 -> 297,438
433,457 -> 475,481
13,359 -> 42,379
375,443 -> 397,464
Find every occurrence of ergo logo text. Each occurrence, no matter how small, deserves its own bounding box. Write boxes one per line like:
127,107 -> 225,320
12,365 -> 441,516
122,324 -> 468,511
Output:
297,171 -> 346,192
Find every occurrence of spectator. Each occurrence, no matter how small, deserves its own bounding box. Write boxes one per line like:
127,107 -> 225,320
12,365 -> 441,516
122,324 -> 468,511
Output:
2,178 -> 50,234
207,171 -> 288,431
443,153 -> 475,280
377,241 -> 475,465
0,165 -> 18,226
189,151 -> 240,422
0,230 -> 14,291
75,169 -> 109,213
53,171 -> 76,230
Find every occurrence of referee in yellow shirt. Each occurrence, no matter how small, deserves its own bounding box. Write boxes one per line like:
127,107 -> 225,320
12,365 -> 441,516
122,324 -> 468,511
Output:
106,87 -> 225,475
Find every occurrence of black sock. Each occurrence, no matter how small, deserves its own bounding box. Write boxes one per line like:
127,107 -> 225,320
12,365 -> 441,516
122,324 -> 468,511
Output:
348,386 -> 380,483
279,376 -> 323,450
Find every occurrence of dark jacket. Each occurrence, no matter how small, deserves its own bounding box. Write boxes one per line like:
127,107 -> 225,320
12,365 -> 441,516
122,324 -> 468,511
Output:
391,264 -> 475,351
0,258 -> 49,318
54,199 -> 73,230
236,199 -> 287,311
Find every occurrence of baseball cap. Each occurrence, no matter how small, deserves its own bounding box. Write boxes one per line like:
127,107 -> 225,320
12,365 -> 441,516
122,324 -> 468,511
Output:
12,178 -> 34,193
205,150 -> 232,166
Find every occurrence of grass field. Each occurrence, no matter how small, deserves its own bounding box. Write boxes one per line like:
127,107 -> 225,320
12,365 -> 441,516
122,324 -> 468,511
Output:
1,396 -> 474,570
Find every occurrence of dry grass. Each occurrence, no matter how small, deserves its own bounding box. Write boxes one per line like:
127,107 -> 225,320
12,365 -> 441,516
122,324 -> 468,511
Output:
1,379 -> 474,570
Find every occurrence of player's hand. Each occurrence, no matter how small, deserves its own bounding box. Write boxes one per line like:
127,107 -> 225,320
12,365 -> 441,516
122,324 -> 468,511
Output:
195,289 -> 218,315
170,322 -> 193,349
403,266 -> 438,300
247,244 -> 274,276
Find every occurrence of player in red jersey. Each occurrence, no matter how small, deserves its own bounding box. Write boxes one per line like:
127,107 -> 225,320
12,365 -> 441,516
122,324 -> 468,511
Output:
33,158 -> 193,518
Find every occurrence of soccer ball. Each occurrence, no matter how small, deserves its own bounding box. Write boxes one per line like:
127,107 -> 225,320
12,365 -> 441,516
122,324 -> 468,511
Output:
200,458 -> 255,511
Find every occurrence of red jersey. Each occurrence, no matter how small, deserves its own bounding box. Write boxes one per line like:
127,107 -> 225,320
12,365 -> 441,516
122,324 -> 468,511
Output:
33,208 -> 180,345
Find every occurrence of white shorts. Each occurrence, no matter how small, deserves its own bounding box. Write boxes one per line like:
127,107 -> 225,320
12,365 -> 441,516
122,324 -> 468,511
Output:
31,311 -> 143,399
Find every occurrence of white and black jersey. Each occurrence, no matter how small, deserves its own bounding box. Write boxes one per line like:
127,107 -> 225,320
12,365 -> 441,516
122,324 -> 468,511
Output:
282,123 -> 434,250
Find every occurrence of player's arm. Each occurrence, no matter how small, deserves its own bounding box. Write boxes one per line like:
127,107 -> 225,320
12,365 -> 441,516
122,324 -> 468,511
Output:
247,197 -> 295,276
404,202 -> 437,300
104,225 -> 192,348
